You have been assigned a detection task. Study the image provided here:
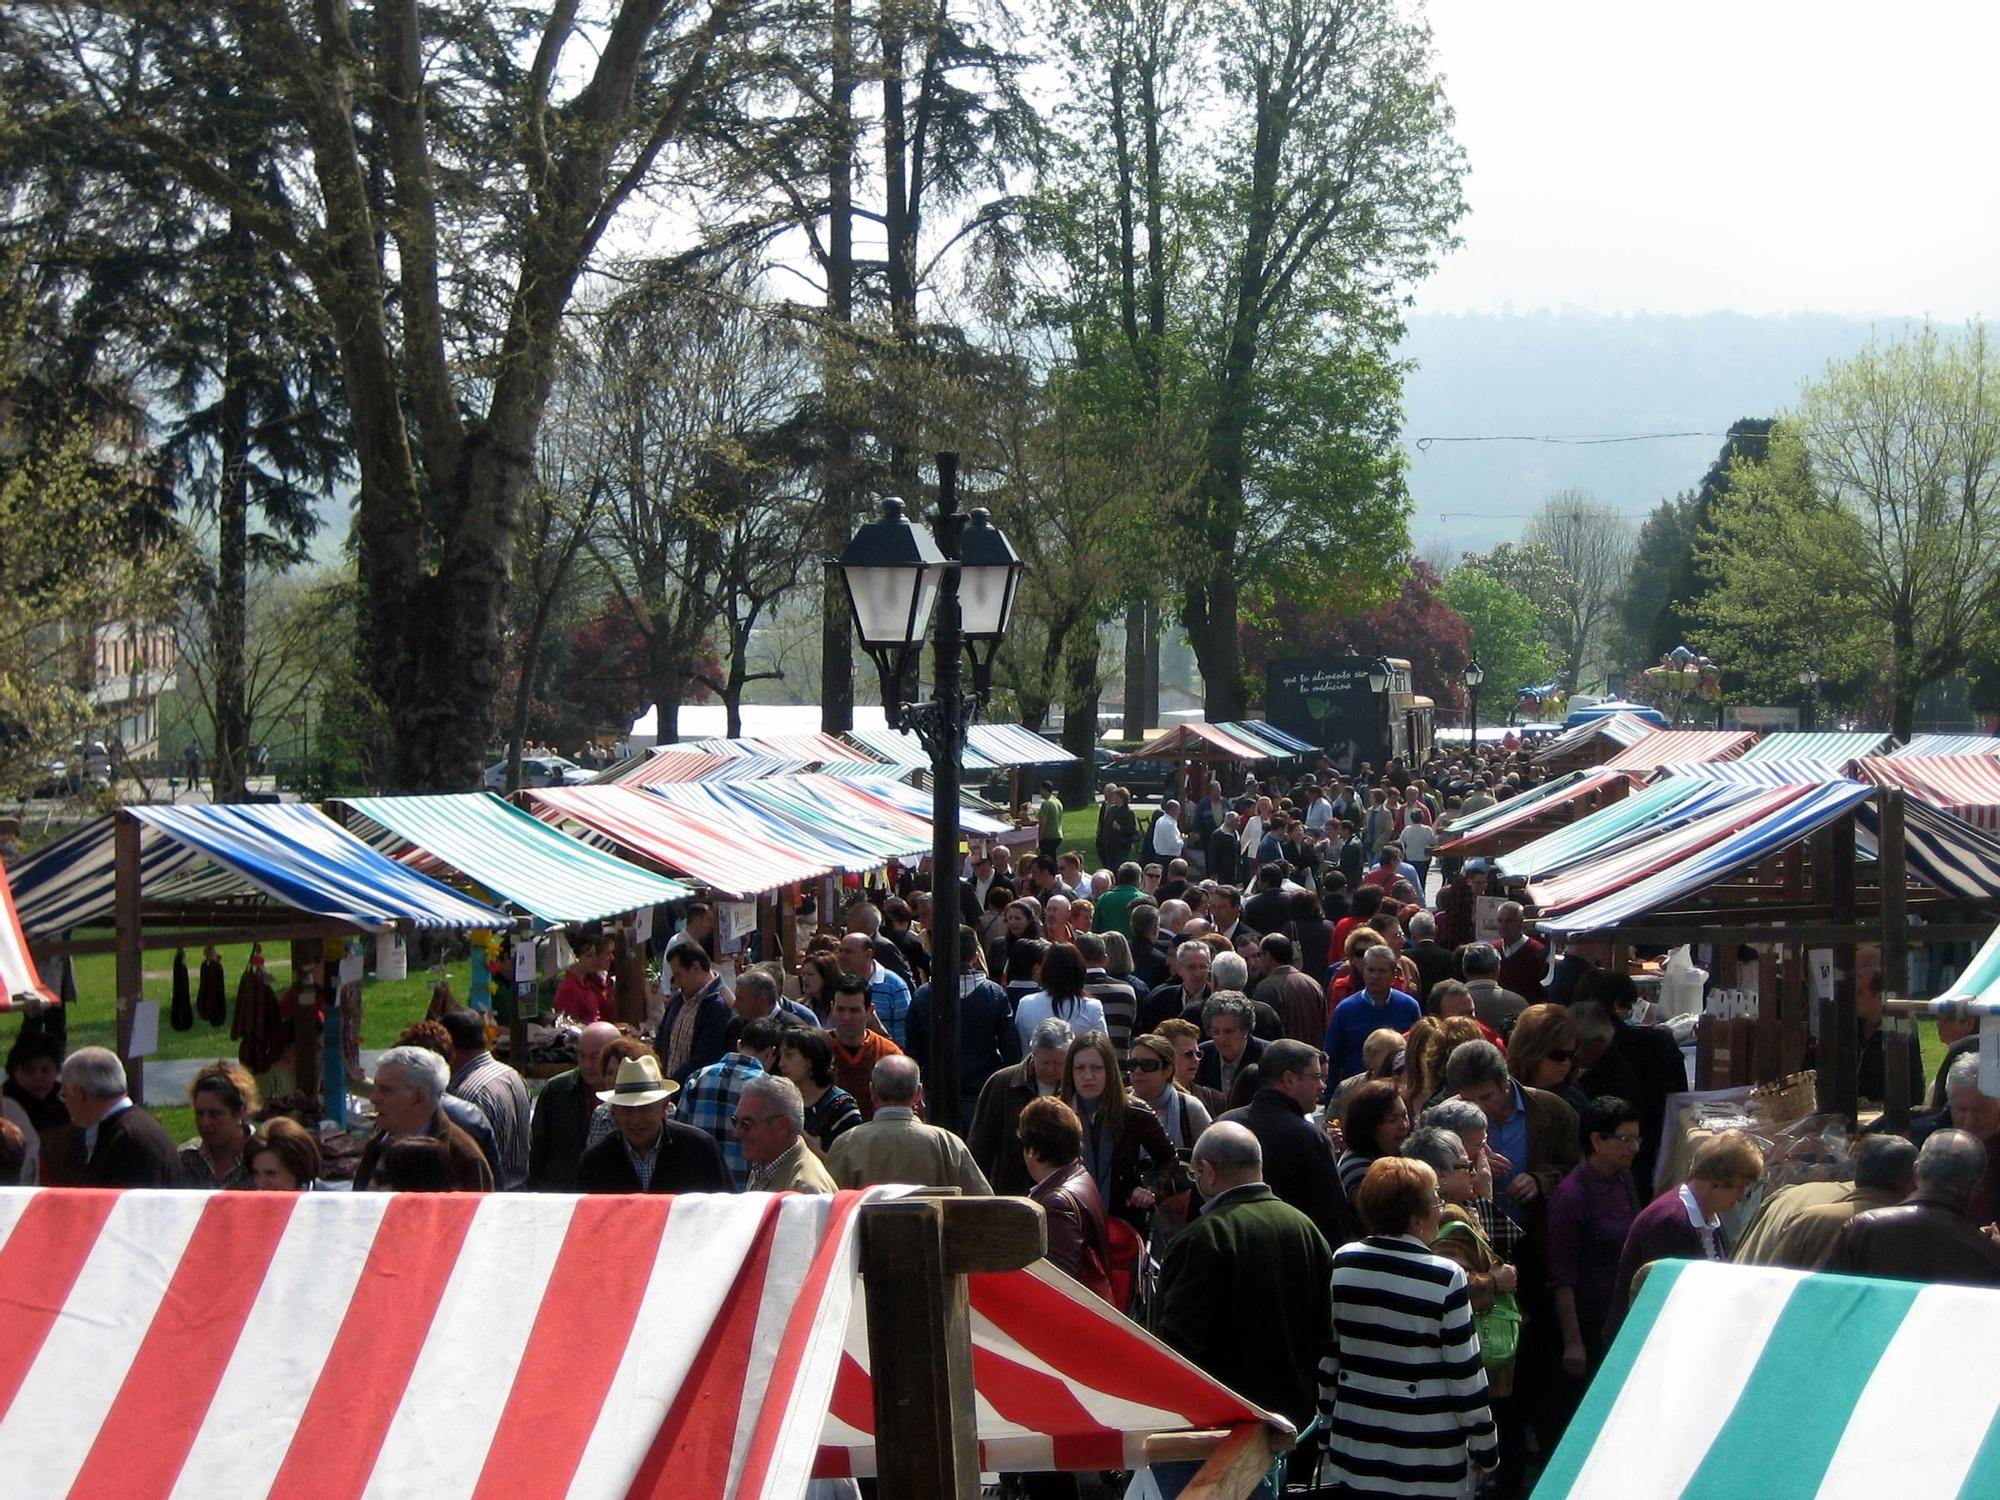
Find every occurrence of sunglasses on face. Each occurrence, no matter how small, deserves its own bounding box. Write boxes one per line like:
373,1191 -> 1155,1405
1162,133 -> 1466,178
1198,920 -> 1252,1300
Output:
1547,1048 -> 1577,1064
1130,1057 -> 1168,1073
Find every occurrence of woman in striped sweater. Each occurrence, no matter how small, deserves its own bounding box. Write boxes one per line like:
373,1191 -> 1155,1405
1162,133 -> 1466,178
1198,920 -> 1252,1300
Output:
1319,1156 -> 1499,1498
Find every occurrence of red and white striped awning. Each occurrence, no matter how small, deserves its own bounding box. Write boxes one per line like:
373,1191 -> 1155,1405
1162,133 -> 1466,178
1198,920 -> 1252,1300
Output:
0,864 -> 54,1010
526,784 -> 841,896
1857,754 -> 2000,831
1604,728 -> 1756,774
0,1188 -> 1277,1498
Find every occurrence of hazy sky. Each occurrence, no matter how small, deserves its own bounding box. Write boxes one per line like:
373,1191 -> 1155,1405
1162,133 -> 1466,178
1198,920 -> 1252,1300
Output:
1416,3 -> 2000,319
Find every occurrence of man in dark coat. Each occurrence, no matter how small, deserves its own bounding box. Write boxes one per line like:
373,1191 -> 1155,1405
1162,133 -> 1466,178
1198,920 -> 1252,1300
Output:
62,1047 -> 180,1187
1219,1039 -> 1357,1249
1241,863 -> 1295,941
907,928 -> 1022,1123
659,943 -> 734,1083
1819,1129 -> 2000,1286
528,1020 -> 620,1191
576,1055 -> 730,1194
967,1025 -> 1073,1196
1152,1122 -> 1332,1433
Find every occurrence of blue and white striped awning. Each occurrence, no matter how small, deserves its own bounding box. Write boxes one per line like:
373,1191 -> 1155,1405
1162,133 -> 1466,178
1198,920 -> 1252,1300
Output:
126,803 -> 511,930
9,817 -> 207,935
1494,779 -> 1759,882
1892,733 -> 2000,758
1540,780 -> 1875,933
1857,797 -> 2000,902
825,775 -> 1014,835
965,723 -> 1076,766
1657,759 -> 1847,787
1541,1259 -> 2000,1498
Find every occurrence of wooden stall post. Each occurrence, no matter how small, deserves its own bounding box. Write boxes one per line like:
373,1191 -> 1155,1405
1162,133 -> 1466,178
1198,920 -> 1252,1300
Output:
861,1196 -> 1046,1500
113,810 -> 144,1105
1827,813 -> 1860,1123
1878,788 -> 1914,1130
290,939 -> 320,1104
612,921 -> 649,1026
780,883 -> 800,970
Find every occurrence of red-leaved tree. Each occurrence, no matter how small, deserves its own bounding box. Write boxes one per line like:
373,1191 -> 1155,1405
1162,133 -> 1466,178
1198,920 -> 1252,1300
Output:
1240,559 -> 1473,714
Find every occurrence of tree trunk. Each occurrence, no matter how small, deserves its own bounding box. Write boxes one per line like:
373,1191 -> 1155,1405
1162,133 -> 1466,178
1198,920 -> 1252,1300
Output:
820,0 -> 858,734
723,617 -> 751,739
209,226 -> 254,804
1892,614 -> 1917,740
1060,631 -> 1101,808
654,656 -> 690,746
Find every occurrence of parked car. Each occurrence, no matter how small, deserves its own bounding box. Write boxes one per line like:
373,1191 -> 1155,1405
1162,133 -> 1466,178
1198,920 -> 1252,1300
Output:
33,739 -> 112,797
482,754 -> 591,790
1093,745 -> 1179,801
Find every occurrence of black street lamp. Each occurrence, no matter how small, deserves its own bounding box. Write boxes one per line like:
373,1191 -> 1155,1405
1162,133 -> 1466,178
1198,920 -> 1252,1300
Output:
1798,666 -> 1821,732
1364,656 -> 1391,765
1463,659 -> 1485,752
839,454 -> 1022,1132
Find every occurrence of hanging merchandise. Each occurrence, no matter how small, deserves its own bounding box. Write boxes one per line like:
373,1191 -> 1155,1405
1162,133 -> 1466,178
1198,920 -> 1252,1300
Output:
230,951 -> 286,1075
196,946 -> 228,1027
169,948 -> 194,1032
375,928 -> 408,982
427,965 -> 456,1021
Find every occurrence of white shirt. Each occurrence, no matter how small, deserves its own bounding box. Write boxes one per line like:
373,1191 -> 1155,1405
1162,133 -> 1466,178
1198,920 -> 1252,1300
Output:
1240,815 -> 1264,852
1152,815 -> 1185,857
1306,797 -> 1333,832
1013,992 -> 1108,1050
1677,1183 -> 1725,1260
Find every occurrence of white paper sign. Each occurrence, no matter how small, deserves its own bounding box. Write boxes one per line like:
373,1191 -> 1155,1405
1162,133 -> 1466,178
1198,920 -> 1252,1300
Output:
718,901 -> 757,953
1475,897 -> 1505,945
128,999 -> 161,1059
338,952 -> 365,989
632,907 -> 653,945
547,930 -> 572,975
1981,1015 -> 2000,1100
1810,949 -> 1835,1003
375,930 -> 408,982
514,939 -> 536,984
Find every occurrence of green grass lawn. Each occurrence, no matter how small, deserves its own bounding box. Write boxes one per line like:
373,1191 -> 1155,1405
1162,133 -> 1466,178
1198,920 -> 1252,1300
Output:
3,936 -> 473,1136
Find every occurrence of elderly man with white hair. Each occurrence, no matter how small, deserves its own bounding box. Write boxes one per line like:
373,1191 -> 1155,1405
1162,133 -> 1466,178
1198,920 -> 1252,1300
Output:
739,1074 -> 838,1193
969,1016 -> 1075,1194
528,1019 -> 621,1191
62,1046 -> 181,1187
355,1045 -> 495,1191
1820,1126 -> 2000,1284
1941,1051 -> 2000,1225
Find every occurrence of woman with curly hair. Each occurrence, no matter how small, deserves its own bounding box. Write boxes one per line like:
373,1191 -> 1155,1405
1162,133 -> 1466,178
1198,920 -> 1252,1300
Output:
181,1060 -> 260,1188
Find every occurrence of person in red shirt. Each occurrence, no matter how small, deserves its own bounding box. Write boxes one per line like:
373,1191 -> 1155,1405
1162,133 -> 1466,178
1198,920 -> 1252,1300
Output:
826,975 -> 904,1121
552,934 -> 614,1024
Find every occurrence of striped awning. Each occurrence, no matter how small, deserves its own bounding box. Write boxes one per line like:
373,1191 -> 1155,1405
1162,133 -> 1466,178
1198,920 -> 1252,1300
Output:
1739,730 -> 1893,766
840,727 -> 1002,772
1114,722 -> 1296,763
526,785 -> 839,897
964,723 -> 1076,766
1494,779 -> 1753,882
1539,781 -> 1875,933
1541,1259 -> 2000,1498
0,865 -> 54,1009
1531,711 -> 1658,764
8,816 -> 207,936
338,793 -> 691,924
612,753 -> 812,786
827,775 -> 1015,835
1657,759 -> 1848,787
0,1187 -> 1281,1496
744,732 -> 887,767
644,782 -> 914,874
1604,728 -> 1756,773
1212,721 -> 1314,759
1857,797 -> 2000,903
1891,733 -> 2000,758
1857,755 -> 2000,830
125,803 -> 512,931
1439,769 -> 1631,848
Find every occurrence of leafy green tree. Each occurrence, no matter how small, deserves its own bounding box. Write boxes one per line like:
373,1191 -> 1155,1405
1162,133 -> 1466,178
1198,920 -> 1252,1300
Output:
1439,569 -> 1555,717
1612,493 -> 1698,671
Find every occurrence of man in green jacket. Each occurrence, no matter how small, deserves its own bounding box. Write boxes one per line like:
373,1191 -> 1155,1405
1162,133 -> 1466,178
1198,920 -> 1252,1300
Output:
1151,1122 -> 1332,1435
527,1020 -> 619,1191
1092,862 -> 1146,937
1036,780 -> 1065,867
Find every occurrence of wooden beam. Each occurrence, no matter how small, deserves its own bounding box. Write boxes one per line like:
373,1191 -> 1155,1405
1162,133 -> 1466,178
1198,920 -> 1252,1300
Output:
114,810 -> 143,1104
938,1194 -> 1047,1273
1827,812 -> 1859,1124
1878,788 -> 1909,1001
1169,1422 -> 1292,1500
861,1198 -> 980,1499
291,940 -> 321,1104
33,919 -> 355,960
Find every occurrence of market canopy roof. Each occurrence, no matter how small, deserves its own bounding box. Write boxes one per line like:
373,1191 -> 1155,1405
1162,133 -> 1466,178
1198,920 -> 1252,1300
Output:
1214,720 -> 1317,757
1891,733 -> 2000,758
840,726 -> 1000,772
1537,781 -> 1876,933
1657,758 -> 1862,787
1857,797 -> 2000,903
1113,721 -> 1298,763
1857,754 -> 2000,829
525,784 -> 839,897
9,816 -> 206,935
1738,729 -> 1894,767
965,722 -> 1077,766
0,865 -> 54,1010
825,774 -> 1014,835
645,781 -> 918,874
1531,711 -> 1658,765
1492,778 -> 1738,882
125,803 -> 512,930
0,1186 -> 1282,1497
1603,727 -> 1756,774
1438,769 -> 1632,849
607,751 -> 810,786
1540,1259 -> 2000,1498
338,792 -> 691,924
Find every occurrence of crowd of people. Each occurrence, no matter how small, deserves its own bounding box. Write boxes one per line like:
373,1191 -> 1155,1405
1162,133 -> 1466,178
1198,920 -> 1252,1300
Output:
4,739 -> 1997,1498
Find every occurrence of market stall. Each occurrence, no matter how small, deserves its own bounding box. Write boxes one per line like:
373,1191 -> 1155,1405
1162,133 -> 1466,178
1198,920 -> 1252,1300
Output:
1434,767 -> 1636,855
1530,710 -> 1659,772
1737,730 -> 1893,767
1857,753 -> 2000,830
1540,1259 -> 2000,1499
0,1186 -> 1289,1500
1890,733 -> 2000,758
1603,727 -> 1757,775
0,863 -> 54,1010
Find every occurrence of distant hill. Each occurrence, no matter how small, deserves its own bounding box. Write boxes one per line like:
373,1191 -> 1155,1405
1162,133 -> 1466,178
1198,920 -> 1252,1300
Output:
1397,310 -> 1918,556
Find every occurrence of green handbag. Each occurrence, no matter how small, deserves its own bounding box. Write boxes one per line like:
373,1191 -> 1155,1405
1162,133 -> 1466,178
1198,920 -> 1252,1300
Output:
1438,1218 -> 1521,1369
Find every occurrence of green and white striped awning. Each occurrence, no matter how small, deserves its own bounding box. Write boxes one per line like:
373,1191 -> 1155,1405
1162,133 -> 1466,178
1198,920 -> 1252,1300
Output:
339,792 -> 692,924
1541,1259 -> 2000,1498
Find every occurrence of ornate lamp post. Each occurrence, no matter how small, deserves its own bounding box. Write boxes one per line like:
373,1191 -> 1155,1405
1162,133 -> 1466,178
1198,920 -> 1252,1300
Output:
1462,659 -> 1485,753
839,454 -> 1022,1132
1799,665 -> 1821,732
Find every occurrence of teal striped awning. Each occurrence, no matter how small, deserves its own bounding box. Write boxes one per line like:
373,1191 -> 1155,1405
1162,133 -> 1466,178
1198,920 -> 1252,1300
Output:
339,792 -> 692,924
1541,1259 -> 2000,1498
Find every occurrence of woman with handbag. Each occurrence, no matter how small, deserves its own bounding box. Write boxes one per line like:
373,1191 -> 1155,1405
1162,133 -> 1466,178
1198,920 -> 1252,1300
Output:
1403,1126 -> 1521,1398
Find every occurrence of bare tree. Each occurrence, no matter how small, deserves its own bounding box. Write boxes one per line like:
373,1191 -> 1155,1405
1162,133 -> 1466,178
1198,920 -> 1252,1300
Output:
1524,490 -> 1634,692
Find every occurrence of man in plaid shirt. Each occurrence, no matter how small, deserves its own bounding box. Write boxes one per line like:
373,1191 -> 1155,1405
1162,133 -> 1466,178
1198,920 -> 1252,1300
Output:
675,1016 -> 786,1189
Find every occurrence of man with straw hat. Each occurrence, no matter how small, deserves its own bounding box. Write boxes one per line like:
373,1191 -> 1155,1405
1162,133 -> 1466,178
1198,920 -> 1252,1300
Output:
576,1053 -> 730,1194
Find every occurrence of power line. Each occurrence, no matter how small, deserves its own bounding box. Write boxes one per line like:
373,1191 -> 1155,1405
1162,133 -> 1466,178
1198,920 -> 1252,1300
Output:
1409,429 -> 1733,450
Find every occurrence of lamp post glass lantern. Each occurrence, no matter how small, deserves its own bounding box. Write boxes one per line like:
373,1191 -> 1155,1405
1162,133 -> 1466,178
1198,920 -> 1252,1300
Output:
837,455 -> 1020,1133
1799,666 -> 1821,731
1463,659 -> 1484,751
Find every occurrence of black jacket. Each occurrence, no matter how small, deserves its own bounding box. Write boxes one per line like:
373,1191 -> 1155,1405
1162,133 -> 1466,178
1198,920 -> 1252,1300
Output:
576,1120 -> 730,1194
968,1054 -> 1044,1196
82,1104 -> 182,1188
1218,1089 -> 1358,1250
1195,1034 -> 1267,1094
1242,888 -> 1295,939
1409,939 -> 1458,1009
1611,1015 -> 1690,1190
908,973 -> 1022,1104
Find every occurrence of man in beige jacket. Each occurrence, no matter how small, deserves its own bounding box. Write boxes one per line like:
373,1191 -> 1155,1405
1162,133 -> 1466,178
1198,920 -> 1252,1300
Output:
740,1075 -> 838,1194
825,1056 -> 991,1194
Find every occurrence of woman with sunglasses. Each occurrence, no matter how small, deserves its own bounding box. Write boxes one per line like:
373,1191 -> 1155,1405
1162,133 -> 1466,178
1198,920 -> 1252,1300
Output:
1507,1003 -> 1587,1111
1125,1033 -> 1210,1241
1545,1095 -> 1642,1392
